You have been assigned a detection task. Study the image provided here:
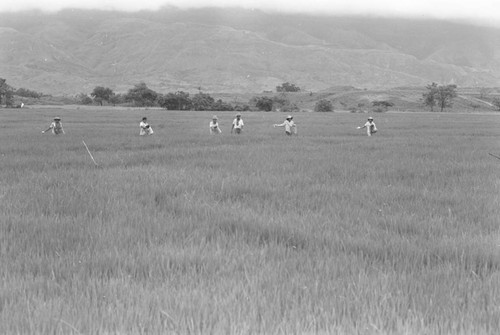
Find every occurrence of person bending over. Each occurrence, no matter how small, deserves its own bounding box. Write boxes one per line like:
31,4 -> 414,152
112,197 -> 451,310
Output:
42,117 -> 65,135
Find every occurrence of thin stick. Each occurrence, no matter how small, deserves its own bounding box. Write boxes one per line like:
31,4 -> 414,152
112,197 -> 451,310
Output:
488,153 -> 500,160
160,310 -> 179,330
82,140 -> 99,167
53,318 -> 81,334
25,293 -> 33,334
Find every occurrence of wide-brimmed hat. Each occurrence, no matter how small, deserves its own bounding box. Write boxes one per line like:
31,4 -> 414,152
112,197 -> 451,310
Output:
236,113 -> 241,117
368,117 -> 373,120
286,115 -> 293,119
54,117 -> 61,120
212,115 -> 218,120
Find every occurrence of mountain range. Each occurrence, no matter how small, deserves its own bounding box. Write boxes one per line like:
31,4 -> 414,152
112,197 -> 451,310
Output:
1,7 -> 499,95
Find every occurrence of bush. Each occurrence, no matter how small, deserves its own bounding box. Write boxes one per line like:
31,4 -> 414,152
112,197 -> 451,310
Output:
372,100 -> 394,113
234,104 -> 250,112
276,82 -> 301,92
77,93 -> 93,105
314,99 -> 333,112
492,98 -> 500,111
15,88 -> 42,99
253,96 -> 274,111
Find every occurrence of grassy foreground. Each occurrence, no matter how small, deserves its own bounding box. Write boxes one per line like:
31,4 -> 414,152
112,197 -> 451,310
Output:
1,108 -> 499,334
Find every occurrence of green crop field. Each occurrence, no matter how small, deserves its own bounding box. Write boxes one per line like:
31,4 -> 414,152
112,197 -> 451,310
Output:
1,108 -> 499,334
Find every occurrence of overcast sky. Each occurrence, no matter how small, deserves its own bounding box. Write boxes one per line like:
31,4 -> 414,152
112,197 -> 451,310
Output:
1,0 -> 499,26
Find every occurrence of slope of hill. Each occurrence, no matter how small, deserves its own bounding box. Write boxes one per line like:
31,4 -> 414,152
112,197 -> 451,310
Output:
0,8 -> 499,95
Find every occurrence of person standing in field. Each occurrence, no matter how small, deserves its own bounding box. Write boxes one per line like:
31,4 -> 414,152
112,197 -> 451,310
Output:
140,117 -> 154,136
209,115 -> 222,134
357,116 -> 377,136
42,117 -> 65,135
231,113 -> 244,134
273,115 -> 297,135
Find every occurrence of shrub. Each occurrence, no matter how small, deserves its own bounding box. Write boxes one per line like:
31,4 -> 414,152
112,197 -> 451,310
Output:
372,100 -> 394,113
314,99 -> 333,112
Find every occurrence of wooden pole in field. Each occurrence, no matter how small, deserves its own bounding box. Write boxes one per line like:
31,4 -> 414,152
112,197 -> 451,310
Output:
82,140 -> 99,167
489,153 -> 500,160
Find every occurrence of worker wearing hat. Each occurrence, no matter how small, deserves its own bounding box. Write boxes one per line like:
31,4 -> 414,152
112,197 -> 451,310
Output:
209,115 -> 222,134
139,117 -> 154,136
231,113 -> 244,134
42,117 -> 65,135
273,115 -> 297,136
357,116 -> 377,136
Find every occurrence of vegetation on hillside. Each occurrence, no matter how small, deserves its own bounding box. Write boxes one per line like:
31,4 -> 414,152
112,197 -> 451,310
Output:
276,82 -> 301,92
3,76 -> 500,113
2,9 -> 500,94
314,99 -> 334,112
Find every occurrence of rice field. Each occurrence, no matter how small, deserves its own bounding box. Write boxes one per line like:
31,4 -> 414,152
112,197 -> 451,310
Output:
1,108 -> 499,334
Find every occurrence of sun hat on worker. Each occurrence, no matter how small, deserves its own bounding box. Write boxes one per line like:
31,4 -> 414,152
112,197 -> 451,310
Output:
236,113 -> 241,117
212,115 -> 218,120
54,117 -> 61,120
286,115 -> 293,119
368,117 -> 373,120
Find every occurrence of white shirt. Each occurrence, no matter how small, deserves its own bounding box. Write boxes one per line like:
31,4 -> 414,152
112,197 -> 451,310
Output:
275,120 -> 296,133
140,121 -> 154,135
210,121 -> 222,134
232,118 -> 244,129
365,121 -> 377,132
50,121 -> 64,135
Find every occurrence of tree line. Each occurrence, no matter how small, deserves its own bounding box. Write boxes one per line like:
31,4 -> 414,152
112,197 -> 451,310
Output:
0,78 -> 46,107
2,77 -> 500,112
86,82 -> 332,112
85,83 -> 249,111
86,82 -> 307,111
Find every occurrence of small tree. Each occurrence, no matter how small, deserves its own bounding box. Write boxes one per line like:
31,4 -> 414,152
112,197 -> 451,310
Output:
253,96 -> 273,111
423,82 -> 439,111
436,84 -> 457,112
15,88 -> 42,99
91,86 -> 114,106
77,93 -> 93,105
212,99 -> 234,111
109,93 -> 125,106
158,91 -> 191,110
0,78 -> 14,107
276,82 -> 301,92
191,92 -> 215,111
273,93 -> 298,113
125,82 -> 158,107
372,100 -> 394,113
314,99 -> 333,112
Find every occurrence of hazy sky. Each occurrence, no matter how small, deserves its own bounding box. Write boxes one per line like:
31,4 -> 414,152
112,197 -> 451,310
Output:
1,0 -> 499,26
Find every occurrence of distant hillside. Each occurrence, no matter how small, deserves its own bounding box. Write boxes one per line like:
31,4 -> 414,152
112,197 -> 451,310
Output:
1,8 -> 499,95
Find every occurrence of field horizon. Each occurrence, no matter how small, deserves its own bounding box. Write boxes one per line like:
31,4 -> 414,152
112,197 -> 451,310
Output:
1,108 -> 499,334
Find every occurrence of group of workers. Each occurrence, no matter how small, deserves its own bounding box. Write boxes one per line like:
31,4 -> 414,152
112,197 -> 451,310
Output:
209,113 -> 298,135
42,115 -> 377,137
209,113 -> 246,134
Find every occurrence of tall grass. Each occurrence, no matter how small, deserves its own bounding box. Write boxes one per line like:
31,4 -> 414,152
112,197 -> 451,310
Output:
1,109 -> 499,334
